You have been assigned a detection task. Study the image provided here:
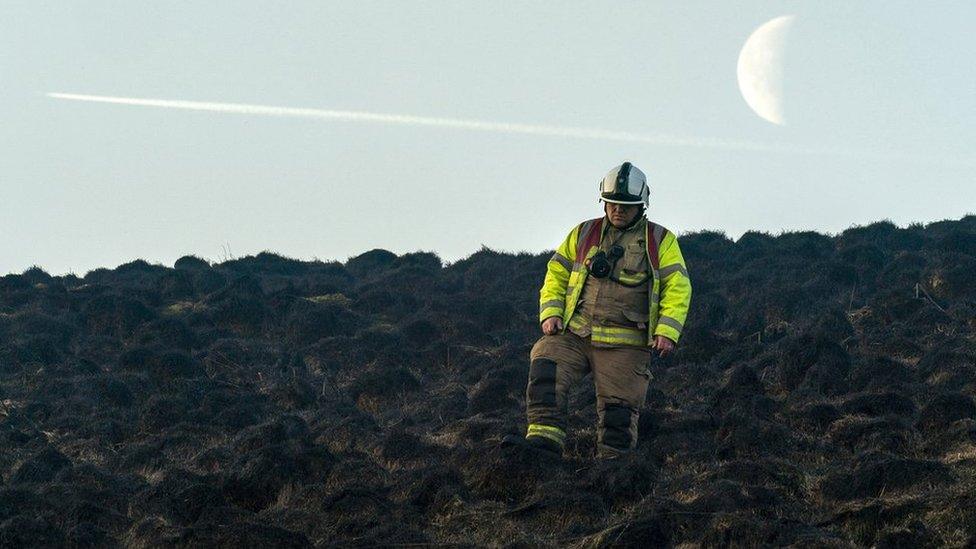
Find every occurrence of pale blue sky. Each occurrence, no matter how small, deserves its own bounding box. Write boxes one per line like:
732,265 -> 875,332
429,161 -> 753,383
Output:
2,1 -> 974,275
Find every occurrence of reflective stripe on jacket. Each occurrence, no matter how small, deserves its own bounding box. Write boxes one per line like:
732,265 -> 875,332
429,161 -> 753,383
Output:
539,216 -> 692,345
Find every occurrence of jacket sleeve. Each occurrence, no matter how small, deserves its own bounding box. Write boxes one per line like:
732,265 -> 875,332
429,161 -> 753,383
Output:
653,232 -> 692,343
539,225 -> 579,323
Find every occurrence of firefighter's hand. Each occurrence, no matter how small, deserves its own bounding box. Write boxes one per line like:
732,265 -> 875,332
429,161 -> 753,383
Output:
653,335 -> 675,358
541,317 -> 563,335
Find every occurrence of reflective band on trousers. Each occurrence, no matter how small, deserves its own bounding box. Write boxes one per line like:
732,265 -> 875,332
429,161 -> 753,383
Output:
658,263 -> 688,278
658,315 -> 684,333
550,252 -> 573,270
527,423 -> 566,446
591,325 -> 647,346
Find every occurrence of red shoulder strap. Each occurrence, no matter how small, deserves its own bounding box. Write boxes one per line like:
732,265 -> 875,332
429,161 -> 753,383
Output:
646,221 -> 668,270
575,218 -> 604,263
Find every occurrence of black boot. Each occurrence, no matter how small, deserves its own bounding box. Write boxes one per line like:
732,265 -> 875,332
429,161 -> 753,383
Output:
526,436 -> 564,456
501,434 -> 563,458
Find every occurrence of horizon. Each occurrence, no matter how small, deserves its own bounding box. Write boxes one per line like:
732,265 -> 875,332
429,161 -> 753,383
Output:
11,212 -> 974,278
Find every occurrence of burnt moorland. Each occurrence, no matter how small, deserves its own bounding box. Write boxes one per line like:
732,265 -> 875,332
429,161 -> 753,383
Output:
2,216 -> 976,547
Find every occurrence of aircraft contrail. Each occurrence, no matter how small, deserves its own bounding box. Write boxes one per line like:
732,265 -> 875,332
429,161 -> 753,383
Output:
46,92 -> 806,154
46,92 -> 975,165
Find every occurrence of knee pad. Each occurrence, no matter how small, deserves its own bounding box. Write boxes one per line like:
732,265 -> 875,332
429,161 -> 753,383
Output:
602,404 -> 633,449
527,358 -> 557,408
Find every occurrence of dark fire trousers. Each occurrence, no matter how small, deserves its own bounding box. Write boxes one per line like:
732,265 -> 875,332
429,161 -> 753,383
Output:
525,331 -> 652,458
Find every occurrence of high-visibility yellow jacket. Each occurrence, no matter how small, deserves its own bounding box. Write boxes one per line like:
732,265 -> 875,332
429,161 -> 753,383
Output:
539,216 -> 692,345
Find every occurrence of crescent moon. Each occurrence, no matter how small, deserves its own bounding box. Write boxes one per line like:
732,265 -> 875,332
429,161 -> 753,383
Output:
737,15 -> 796,125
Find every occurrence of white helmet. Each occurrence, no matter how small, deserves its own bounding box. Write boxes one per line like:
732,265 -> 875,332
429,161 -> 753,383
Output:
599,162 -> 649,206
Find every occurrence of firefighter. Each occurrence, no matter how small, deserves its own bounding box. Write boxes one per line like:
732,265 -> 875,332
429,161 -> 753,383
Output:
520,162 -> 692,459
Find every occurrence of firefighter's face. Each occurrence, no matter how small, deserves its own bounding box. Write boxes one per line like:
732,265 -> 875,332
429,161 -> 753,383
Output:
605,203 -> 641,228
